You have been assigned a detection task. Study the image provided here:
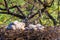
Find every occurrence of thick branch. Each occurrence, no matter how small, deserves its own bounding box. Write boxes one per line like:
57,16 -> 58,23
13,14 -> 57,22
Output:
0,5 -> 20,10
16,6 -> 26,17
0,5 -> 26,17
45,11 -> 57,25
28,0 -> 54,20
28,7 -> 46,19
4,0 -> 9,12
43,0 -> 54,7
0,12 -> 25,19
38,0 -> 44,4
28,13 -> 38,19
47,0 -> 54,7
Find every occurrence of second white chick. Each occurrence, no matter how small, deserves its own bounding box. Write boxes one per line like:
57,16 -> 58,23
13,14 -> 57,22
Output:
13,21 -> 25,30
28,24 -> 37,30
36,24 -> 45,30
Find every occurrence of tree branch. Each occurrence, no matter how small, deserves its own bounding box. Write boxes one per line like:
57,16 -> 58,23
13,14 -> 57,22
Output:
16,6 -> 26,17
4,0 -> 9,12
28,6 -> 47,19
28,0 -> 54,20
45,11 -> 57,25
0,5 -> 20,10
38,0 -> 44,4
42,0 -> 54,8
0,12 -> 25,19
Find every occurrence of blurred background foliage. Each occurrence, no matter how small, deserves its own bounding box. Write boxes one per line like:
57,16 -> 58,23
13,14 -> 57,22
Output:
0,0 -> 60,26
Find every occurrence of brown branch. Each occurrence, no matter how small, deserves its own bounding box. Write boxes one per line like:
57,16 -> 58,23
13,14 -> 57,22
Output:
0,5 -> 20,10
28,0 -> 54,20
42,0 -> 54,9
16,6 -> 26,17
28,13 -> 38,19
38,0 -> 54,8
28,7 -> 46,19
45,11 -> 57,25
0,5 -> 26,17
38,0 -> 44,4
46,0 -> 54,7
0,12 -> 25,19
4,0 -> 9,12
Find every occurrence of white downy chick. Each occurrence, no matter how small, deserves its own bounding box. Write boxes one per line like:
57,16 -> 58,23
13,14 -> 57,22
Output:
13,21 -> 19,25
36,24 -> 45,30
11,25 -> 16,30
28,24 -> 37,30
18,22 -> 25,30
13,21 -> 25,30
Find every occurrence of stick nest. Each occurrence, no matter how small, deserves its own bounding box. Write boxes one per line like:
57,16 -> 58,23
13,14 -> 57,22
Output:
0,26 -> 60,40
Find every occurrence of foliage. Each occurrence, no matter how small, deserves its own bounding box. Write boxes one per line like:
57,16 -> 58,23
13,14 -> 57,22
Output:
0,0 -> 60,26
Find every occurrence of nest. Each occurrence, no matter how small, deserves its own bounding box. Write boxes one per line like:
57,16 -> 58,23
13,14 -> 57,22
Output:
0,26 -> 60,40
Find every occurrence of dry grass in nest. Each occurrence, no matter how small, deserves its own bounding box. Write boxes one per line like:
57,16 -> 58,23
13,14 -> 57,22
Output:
0,26 -> 60,40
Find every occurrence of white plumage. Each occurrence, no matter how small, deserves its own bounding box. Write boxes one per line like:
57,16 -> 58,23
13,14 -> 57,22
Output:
36,24 -> 45,30
28,24 -> 37,30
11,25 -> 16,30
6,20 -> 45,31
13,21 -> 25,30
6,21 -> 25,30
28,24 -> 45,30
